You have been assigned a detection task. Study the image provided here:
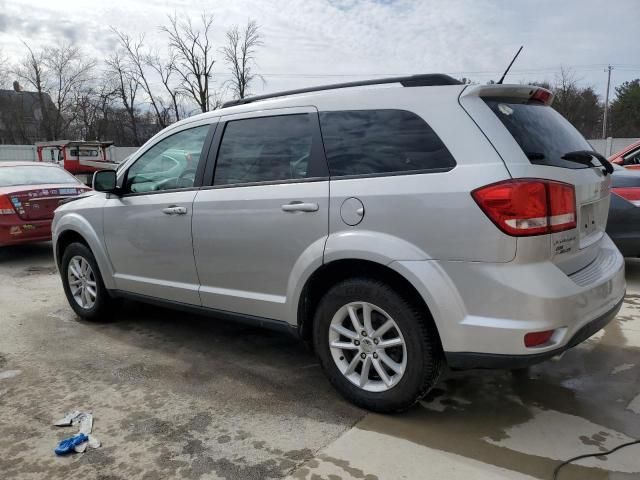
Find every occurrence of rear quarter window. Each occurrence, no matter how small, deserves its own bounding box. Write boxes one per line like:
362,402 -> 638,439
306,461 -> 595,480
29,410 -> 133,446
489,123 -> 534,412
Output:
319,109 -> 456,177
484,99 -> 593,169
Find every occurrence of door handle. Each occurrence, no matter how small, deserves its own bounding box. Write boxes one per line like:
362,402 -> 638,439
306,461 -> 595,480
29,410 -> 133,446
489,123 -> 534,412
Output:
162,206 -> 188,215
281,202 -> 319,213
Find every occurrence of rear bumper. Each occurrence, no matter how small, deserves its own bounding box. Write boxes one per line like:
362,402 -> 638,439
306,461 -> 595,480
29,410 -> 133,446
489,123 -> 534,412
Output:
393,234 -> 626,365
0,218 -> 53,246
445,295 -> 623,369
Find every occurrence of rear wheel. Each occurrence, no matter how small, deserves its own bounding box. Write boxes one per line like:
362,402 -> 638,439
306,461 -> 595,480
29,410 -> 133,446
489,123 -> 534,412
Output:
313,278 -> 442,412
61,242 -> 118,321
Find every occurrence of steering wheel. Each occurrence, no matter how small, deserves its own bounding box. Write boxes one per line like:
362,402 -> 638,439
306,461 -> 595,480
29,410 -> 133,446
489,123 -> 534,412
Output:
290,153 -> 310,177
177,168 -> 198,187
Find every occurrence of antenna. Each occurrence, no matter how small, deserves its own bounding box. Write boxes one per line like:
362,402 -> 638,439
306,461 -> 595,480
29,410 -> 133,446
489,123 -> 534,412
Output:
497,46 -> 523,84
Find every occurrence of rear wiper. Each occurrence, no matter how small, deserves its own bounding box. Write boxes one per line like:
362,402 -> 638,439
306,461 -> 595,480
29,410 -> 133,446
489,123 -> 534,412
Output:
561,150 -> 614,176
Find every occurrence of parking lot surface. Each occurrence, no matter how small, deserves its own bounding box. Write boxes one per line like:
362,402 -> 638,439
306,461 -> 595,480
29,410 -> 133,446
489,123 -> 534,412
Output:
1,243 -> 639,479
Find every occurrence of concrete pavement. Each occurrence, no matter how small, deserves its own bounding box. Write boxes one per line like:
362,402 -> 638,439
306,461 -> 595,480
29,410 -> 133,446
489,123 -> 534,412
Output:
0,243 -> 639,479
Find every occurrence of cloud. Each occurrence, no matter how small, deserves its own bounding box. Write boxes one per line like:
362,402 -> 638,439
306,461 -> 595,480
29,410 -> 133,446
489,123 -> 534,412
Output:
0,0 -> 638,97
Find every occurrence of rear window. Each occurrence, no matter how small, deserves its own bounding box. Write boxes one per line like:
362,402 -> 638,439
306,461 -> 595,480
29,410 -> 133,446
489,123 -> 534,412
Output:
484,100 -> 593,169
0,166 -> 80,187
319,109 -> 456,177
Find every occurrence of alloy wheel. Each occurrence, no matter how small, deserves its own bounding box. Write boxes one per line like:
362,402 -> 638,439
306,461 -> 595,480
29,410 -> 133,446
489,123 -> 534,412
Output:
67,255 -> 97,310
328,301 -> 407,392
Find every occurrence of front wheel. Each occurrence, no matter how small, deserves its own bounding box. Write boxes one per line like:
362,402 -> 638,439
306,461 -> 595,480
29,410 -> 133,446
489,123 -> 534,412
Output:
61,242 -> 118,321
313,278 -> 443,412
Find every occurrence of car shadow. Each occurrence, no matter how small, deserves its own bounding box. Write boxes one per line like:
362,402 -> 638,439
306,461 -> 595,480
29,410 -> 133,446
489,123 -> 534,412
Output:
71,299 -> 362,419
0,242 -> 54,265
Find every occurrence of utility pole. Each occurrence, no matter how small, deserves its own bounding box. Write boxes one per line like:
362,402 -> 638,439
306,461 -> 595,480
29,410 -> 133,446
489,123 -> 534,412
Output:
602,65 -> 613,139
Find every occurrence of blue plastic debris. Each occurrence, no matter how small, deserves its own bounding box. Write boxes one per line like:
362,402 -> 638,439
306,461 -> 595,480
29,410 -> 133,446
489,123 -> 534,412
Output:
54,433 -> 88,456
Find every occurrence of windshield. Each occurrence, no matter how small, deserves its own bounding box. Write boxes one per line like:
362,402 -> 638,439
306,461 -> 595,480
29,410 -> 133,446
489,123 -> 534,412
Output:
0,165 -> 81,187
484,99 -> 593,169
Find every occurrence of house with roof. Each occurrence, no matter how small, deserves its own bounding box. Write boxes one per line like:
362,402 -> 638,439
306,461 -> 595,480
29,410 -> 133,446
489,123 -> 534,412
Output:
0,82 -> 56,144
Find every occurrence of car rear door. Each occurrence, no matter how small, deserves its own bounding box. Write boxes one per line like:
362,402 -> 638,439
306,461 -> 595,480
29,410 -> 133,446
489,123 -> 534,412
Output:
191,107 -> 329,322
460,85 -> 611,274
103,121 -> 216,305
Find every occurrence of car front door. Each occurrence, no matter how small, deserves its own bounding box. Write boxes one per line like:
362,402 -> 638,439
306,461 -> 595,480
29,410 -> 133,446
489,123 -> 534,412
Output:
192,108 -> 329,322
103,121 -> 215,305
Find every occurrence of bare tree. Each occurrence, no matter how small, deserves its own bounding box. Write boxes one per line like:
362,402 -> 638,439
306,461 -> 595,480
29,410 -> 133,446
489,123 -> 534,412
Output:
72,83 -> 117,140
0,48 -> 9,89
160,12 -> 217,112
12,42 -> 53,139
111,29 -> 170,128
146,50 -> 182,122
222,20 -> 263,99
11,42 -> 95,140
105,52 -> 142,145
44,44 -> 96,139
551,67 -> 603,138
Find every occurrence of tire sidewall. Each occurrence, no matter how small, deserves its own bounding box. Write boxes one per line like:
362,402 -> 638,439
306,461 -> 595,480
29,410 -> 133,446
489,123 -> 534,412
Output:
313,278 -> 436,410
61,243 -> 110,321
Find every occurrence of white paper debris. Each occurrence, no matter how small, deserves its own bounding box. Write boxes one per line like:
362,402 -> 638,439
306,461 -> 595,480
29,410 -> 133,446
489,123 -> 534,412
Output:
53,410 -> 101,453
54,411 -> 82,427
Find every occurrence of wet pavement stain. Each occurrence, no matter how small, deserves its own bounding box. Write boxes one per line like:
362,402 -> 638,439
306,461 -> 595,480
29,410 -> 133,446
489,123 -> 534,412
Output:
315,455 -> 379,480
353,319 -> 640,480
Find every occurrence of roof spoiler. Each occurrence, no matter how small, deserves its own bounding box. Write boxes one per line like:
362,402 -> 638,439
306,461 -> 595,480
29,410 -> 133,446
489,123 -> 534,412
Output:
460,84 -> 554,106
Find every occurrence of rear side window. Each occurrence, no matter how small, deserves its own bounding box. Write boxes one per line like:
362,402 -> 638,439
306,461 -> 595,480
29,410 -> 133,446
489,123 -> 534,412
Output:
484,100 -> 593,169
319,109 -> 455,177
214,114 -> 314,185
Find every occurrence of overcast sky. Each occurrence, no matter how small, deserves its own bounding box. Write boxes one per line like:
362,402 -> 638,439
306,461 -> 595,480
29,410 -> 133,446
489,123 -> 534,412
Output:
1,0 -> 639,100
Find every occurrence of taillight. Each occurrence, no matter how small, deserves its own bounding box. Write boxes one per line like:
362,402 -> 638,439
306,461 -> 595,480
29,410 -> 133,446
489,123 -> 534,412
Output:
611,187 -> 640,207
0,195 -> 16,215
472,179 -> 576,237
524,330 -> 555,348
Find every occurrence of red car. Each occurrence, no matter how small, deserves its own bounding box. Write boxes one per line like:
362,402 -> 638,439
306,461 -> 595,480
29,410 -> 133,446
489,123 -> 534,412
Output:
0,162 -> 91,247
609,140 -> 640,170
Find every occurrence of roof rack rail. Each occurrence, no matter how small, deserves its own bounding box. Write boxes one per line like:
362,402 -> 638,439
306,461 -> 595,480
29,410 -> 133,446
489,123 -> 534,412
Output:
222,73 -> 461,108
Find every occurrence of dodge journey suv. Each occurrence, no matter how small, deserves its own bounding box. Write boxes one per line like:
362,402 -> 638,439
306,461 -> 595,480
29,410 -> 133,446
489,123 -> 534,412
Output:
52,74 -> 626,412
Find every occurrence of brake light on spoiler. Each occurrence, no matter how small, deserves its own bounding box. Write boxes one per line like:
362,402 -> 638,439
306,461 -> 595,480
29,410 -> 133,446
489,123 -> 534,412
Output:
472,179 -> 577,237
530,88 -> 553,105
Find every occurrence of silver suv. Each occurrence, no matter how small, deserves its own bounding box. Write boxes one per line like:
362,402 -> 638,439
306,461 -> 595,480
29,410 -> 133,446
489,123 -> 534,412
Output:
52,74 -> 626,412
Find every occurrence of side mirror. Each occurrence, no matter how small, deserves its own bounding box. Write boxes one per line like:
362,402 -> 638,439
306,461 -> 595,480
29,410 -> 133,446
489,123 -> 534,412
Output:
92,170 -> 118,193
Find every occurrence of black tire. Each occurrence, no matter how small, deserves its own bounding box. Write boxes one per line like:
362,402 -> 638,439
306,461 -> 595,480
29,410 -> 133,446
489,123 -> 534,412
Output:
313,277 -> 443,413
61,242 -> 118,321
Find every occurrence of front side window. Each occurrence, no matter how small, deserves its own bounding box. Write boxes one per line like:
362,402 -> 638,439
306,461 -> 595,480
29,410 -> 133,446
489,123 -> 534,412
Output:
319,109 -> 456,177
125,125 -> 210,194
214,114 -> 313,186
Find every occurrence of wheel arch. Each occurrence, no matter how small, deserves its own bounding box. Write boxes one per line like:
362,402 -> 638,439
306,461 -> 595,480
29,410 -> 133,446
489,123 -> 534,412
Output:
53,214 -> 116,289
297,258 -> 443,351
